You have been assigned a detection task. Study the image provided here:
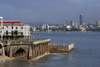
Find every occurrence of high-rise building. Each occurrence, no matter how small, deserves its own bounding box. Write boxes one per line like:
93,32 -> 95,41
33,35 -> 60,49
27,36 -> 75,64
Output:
80,14 -> 83,25
66,18 -> 69,25
96,20 -> 100,28
75,22 -> 78,28
70,20 -> 74,28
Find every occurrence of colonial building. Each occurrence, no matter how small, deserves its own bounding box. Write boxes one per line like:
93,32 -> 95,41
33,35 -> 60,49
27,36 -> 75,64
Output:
0,21 -> 30,38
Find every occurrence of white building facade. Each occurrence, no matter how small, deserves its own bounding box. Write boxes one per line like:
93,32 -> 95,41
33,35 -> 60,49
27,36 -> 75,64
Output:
0,21 -> 30,38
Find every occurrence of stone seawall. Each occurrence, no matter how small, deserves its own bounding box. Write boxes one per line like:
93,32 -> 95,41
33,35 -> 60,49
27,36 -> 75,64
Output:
68,43 -> 74,51
49,43 -> 74,53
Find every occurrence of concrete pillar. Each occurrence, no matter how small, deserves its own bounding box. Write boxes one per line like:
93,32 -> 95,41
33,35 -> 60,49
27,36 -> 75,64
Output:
37,45 -> 40,56
44,43 -> 46,54
35,46 -> 37,57
2,46 -> 5,56
38,45 -> 41,56
40,44 -> 42,55
33,46 -> 35,58
28,46 -> 32,60
44,44 -> 45,54
47,43 -> 49,53
37,45 -> 39,56
9,47 -> 12,57
43,44 -> 44,54
41,44 -> 43,55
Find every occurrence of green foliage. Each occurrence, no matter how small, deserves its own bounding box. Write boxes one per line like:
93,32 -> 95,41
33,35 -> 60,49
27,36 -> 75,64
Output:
13,30 -> 18,35
13,30 -> 18,38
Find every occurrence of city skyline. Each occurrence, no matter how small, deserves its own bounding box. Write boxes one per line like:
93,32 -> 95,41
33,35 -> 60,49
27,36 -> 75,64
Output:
0,0 -> 100,25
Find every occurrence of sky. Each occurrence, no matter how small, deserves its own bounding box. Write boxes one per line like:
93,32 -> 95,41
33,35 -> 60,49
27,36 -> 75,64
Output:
0,0 -> 100,25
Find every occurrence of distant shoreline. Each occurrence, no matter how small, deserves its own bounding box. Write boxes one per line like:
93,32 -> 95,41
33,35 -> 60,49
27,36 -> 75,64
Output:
30,31 -> 100,33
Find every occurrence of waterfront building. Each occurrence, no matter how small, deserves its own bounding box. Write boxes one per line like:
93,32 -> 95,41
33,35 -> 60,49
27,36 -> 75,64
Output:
66,25 -> 71,29
41,24 -> 46,29
30,26 -> 36,32
88,24 -> 95,29
0,21 -> 30,38
80,14 -> 83,25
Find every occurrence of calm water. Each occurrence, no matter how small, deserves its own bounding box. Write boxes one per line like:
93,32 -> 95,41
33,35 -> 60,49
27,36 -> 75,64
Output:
0,32 -> 100,67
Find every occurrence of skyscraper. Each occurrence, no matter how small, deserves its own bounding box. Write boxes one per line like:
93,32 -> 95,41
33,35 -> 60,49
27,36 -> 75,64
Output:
66,18 -> 69,25
70,20 -> 74,28
80,14 -> 83,25
96,20 -> 100,27
96,20 -> 98,26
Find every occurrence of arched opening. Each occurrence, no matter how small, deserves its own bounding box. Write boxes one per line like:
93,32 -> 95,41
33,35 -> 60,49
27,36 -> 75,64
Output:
5,51 -> 8,56
15,48 -> 27,57
0,44 -> 2,55
0,44 -> 2,49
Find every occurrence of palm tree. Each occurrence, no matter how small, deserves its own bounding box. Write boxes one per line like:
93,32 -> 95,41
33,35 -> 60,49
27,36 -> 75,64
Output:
13,30 -> 18,40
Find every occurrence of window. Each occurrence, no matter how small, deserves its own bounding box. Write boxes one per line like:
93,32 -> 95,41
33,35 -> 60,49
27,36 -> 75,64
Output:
16,27 -> 18,29
21,27 -> 23,29
12,26 -> 13,29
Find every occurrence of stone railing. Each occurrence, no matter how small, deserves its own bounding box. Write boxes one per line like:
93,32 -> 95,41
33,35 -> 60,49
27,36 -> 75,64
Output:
33,39 -> 51,45
0,38 -> 51,45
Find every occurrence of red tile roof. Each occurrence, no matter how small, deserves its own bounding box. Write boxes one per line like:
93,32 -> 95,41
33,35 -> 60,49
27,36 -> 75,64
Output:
0,21 -> 23,24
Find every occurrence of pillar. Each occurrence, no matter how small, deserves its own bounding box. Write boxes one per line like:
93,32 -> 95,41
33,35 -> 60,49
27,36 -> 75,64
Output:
43,44 -> 44,54
38,45 -> 41,56
40,44 -> 42,55
41,44 -> 43,55
47,43 -> 49,53
2,46 -> 5,56
33,46 -> 35,58
44,43 -> 45,54
35,46 -> 37,57
9,47 -> 12,57
28,46 -> 32,60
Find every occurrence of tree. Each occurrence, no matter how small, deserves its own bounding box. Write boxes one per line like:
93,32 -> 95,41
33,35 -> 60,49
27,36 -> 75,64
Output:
13,30 -> 18,39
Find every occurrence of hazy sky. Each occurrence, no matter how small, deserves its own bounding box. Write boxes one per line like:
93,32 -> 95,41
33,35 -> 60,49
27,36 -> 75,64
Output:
0,0 -> 100,25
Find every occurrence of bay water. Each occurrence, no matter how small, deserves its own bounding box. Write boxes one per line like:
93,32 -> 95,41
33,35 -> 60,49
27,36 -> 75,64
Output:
0,32 -> 100,67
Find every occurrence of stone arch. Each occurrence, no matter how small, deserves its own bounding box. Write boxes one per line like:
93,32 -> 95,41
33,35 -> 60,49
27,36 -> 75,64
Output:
14,48 -> 27,57
0,42 -> 3,46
